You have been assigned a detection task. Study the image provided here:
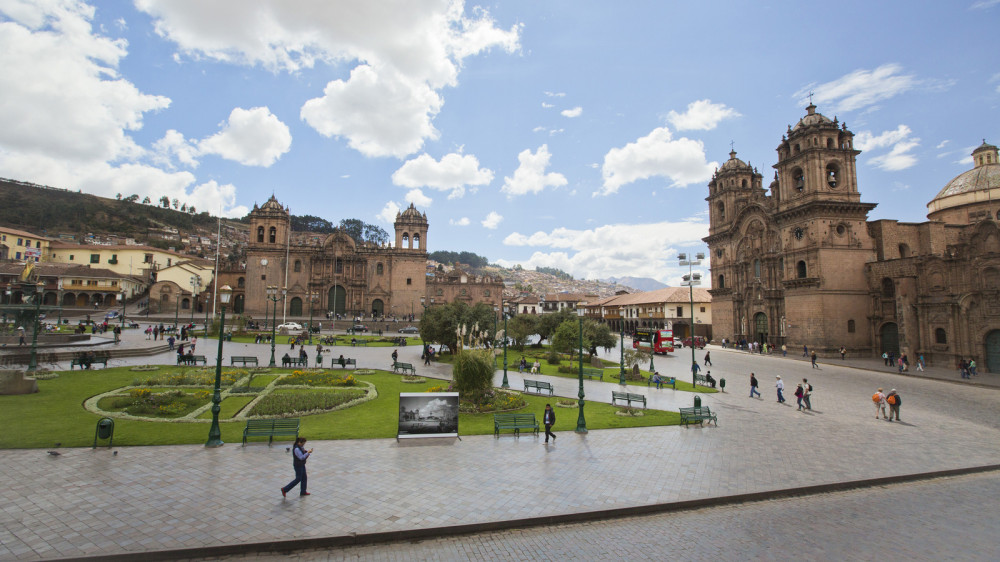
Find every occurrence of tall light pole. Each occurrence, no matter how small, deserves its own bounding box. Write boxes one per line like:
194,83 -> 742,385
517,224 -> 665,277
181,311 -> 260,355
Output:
119,289 -> 127,333
57,280 -> 64,328
206,285 -> 232,448
307,291 -> 317,345
27,282 -> 44,373
501,301 -> 509,389
173,296 -> 179,331
189,275 -> 201,327
575,307 -> 587,433
679,252 -> 704,388
266,286 -> 286,367
619,322 -> 626,385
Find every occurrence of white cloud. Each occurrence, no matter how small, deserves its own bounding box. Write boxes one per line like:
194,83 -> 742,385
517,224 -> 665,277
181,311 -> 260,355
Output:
501,144 -> 567,197
481,211 -> 503,229
392,152 -> 494,199
404,188 -> 433,207
497,220 -> 710,284
532,126 -> 546,132
666,99 -> 740,131
199,107 -> 291,166
936,140 -> 950,150
797,64 -> 916,113
449,217 -> 470,226
544,91 -> 565,97
152,129 -> 200,168
541,102 -> 553,109
598,127 -> 716,196
561,106 -> 582,118
971,0 -> 1000,9
855,125 -> 920,171
376,200 -> 401,224
137,1 -> 521,159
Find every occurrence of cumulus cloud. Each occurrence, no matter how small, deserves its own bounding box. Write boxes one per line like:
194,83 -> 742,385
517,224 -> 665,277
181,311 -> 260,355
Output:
561,106 -> 582,118
598,127 -> 716,196
137,0 -> 521,159
544,91 -> 565,97
152,130 -> 200,168
449,217 -> 470,226
666,99 -> 740,131
481,211 -> 503,229
541,102 -> 553,109
199,107 -> 291,166
392,152 -> 494,199
497,220 -> 710,284
855,125 -> 920,171
797,64 -> 917,113
404,188 -> 433,207
501,145 -> 567,197
376,200 -> 401,224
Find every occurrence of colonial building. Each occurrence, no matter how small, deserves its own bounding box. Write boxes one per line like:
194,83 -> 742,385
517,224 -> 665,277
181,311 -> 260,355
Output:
583,287 -> 713,340
704,104 -> 1000,371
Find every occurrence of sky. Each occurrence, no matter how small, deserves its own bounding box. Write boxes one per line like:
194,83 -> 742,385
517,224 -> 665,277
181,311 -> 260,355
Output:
1,1 -> 998,287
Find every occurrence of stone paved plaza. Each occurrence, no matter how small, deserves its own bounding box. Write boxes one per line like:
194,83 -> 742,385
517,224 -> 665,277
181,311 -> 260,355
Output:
1,334 -> 999,560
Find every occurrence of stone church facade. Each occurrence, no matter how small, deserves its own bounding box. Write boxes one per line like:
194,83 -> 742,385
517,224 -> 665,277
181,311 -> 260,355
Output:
705,105 -> 1000,372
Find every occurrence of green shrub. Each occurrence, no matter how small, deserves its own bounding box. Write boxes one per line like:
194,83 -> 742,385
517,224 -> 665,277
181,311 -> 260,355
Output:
546,351 -> 561,365
557,365 -> 573,374
452,349 -> 495,404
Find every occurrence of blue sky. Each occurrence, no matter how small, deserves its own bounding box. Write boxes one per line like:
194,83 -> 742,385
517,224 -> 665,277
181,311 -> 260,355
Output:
1,1 -> 998,286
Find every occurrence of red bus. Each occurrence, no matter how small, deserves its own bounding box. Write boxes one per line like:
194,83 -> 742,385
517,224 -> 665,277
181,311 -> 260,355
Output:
633,329 -> 674,354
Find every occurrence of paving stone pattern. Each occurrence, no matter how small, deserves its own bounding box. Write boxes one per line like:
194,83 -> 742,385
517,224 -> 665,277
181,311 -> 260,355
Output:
1,342 -> 1000,559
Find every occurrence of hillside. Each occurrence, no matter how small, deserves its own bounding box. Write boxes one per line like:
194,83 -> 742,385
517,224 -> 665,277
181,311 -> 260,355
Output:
603,276 -> 667,292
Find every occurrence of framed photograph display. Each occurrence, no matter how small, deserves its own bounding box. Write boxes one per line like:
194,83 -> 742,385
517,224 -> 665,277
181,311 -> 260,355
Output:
397,392 -> 459,439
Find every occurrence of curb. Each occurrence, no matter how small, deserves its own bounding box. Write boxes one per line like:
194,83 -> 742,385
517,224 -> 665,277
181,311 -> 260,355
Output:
50,463 -> 1000,562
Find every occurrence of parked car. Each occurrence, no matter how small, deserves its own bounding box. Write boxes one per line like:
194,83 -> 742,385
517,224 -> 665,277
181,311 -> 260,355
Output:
104,311 -> 120,319
680,336 -> 707,349
276,322 -> 303,331
399,326 -> 419,334
351,324 -> 369,332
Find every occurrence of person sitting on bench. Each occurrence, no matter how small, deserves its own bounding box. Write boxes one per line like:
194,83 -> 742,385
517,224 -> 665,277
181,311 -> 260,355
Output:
338,354 -> 346,368
282,352 -> 291,365
705,371 -> 717,388
651,371 -> 664,389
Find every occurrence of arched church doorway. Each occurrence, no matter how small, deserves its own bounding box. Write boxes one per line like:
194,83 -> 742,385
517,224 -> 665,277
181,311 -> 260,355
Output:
880,323 -> 899,355
754,312 -> 768,345
328,285 -> 346,316
371,299 -> 384,317
985,330 -> 1000,374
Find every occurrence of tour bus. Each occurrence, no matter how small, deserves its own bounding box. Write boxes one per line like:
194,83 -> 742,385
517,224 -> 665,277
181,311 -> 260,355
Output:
632,329 -> 674,354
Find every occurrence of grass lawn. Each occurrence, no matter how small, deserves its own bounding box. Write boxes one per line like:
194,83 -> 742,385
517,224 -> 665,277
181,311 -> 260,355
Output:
221,334 -> 421,347
0,366 -> 682,449
195,396 -> 256,419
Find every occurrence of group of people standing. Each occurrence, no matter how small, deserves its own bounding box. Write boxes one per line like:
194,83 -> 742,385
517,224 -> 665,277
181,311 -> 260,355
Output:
872,388 -> 902,421
958,358 -> 978,378
766,375 -> 812,411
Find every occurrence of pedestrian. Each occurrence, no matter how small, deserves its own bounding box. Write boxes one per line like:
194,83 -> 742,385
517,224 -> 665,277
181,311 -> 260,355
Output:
969,358 -> 978,376
391,349 -> 398,364
872,388 -> 887,419
691,362 -> 701,381
802,378 -> 812,410
17,326 -> 26,346
145,326 -> 152,340
811,350 -> 818,369
840,346 -> 846,360
750,373 -> 761,398
776,376 -> 785,403
167,335 -> 175,351
542,404 -> 557,444
424,345 -> 431,366
888,351 -> 896,369
152,326 -> 159,340
190,336 -> 196,353
802,344 -> 808,357
280,437 -> 312,497
917,354 -> 925,372
897,356 -> 904,373
882,351 -> 889,366
705,371 -> 716,388
704,351 -> 712,366
652,371 -> 665,389
886,389 -> 902,421
781,344 -> 787,357
959,359 -> 969,379
794,383 -> 805,411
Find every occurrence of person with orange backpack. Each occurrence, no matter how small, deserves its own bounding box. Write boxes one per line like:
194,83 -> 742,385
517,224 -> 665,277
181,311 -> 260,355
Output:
885,389 -> 901,421
872,388 -> 887,420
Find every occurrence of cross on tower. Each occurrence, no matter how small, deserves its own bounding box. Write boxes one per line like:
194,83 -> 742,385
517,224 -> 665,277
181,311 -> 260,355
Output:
808,91 -> 815,104
730,140 -> 735,152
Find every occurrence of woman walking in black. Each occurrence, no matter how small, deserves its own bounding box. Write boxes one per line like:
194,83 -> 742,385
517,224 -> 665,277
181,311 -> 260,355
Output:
543,404 -> 557,444
281,437 -> 312,497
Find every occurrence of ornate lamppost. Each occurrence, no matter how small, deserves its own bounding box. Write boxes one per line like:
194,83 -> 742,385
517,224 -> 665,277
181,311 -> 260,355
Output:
57,280 -> 64,328
27,282 -> 44,373
205,285 -> 232,448
307,291 -> 317,345
619,321 -> 627,385
119,289 -> 127,335
575,307 -> 587,433
501,301 -> 509,389
266,286 -> 286,367
189,275 -> 201,327
679,252 -> 704,387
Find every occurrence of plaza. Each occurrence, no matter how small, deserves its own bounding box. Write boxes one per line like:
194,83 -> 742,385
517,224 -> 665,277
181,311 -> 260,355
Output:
2,333 -> 999,560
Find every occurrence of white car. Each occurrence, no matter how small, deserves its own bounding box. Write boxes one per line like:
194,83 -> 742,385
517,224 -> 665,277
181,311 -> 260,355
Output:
276,322 -> 303,331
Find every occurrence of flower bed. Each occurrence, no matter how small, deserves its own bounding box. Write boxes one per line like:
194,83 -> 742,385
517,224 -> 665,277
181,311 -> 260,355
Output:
134,369 -> 244,387
98,388 -> 211,418
275,370 -> 358,387
247,389 -> 366,417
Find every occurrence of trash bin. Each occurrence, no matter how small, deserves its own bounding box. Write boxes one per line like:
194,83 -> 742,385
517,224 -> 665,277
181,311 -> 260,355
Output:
693,395 -> 702,408
93,417 -> 114,449
719,378 -> 726,392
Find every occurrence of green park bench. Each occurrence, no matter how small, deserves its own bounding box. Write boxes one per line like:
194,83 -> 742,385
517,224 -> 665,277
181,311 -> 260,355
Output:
231,356 -> 259,367
177,354 -> 207,366
523,379 -> 554,396
242,418 -> 300,446
679,406 -> 718,427
334,357 -> 357,369
648,375 -> 676,389
694,373 -> 709,386
70,356 -> 110,369
581,367 -> 604,380
611,390 -> 647,408
282,356 -> 308,368
493,413 -> 539,437
392,361 -> 415,375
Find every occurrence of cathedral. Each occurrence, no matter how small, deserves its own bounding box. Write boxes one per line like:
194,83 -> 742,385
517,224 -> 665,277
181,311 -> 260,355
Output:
704,104 -> 1000,372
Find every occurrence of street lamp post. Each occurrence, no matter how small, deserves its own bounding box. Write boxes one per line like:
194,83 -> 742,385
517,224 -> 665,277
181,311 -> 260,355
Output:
173,296 -> 179,331
619,322 -> 627,385
120,289 -> 127,333
679,252 -> 704,388
265,286 -> 286,367
307,291 -> 317,345
205,285 -> 232,448
575,307 -> 587,433
189,275 -> 201,328
27,282 -> 44,373
57,280 -> 64,328
501,302 -> 509,389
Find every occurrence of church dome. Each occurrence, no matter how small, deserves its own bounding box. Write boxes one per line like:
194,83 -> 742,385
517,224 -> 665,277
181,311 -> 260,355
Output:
718,150 -> 751,172
396,203 -> 427,224
791,104 -> 834,133
927,140 -> 1000,222
259,195 -> 284,212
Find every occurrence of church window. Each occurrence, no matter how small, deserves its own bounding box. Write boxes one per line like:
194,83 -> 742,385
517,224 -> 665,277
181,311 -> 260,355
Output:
413,234 -> 420,249
836,224 -> 846,236
716,201 -> 725,219
827,138 -> 834,148
335,258 -> 343,273
881,278 -> 895,297
741,179 -> 747,188
257,227 -> 264,243
437,288 -> 443,296
406,278 -> 412,285
794,144 -> 800,154
269,227 -> 276,243
754,259 -> 761,278
935,328 -> 947,344
847,319 -> 856,333
676,306 -> 683,316
402,233 -> 409,248
294,260 -> 301,272
898,244 -> 911,258
826,163 -> 840,188
376,263 -> 383,275
796,260 -> 807,279
237,277 -> 245,288
792,167 -> 804,191
718,274 -> 725,289
716,249 -> 723,258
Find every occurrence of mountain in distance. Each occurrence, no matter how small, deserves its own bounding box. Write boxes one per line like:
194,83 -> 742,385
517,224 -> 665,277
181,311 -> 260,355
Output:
602,276 -> 668,293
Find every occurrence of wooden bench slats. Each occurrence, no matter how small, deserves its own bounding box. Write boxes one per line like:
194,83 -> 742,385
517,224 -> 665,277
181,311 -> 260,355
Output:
177,355 -> 207,365
392,362 -> 415,375
231,356 -> 259,366
611,390 -> 647,408
523,379 -> 554,395
493,413 -> 539,437
679,406 -> 718,427
242,418 -> 300,446
70,357 -> 109,369
581,367 -> 604,380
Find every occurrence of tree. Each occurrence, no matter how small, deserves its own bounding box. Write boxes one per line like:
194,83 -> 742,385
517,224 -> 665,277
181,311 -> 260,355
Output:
160,196 -> 170,208
536,309 -> 575,344
180,203 -> 187,212
584,320 -> 616,354
171,198 -> 179,209
116,193 -> 122,200
419,301 -> 495,353
142,196 -> 151,204
506,314 -> 538,351
188,206 -> 196,214
550,319 -> 592,362
124,194 -> 140,203
291,214 -> 335,233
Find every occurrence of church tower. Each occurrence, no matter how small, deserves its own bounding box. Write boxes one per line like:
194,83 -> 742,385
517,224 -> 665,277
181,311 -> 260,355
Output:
394,203 -> 428,252
246,195 -> 291,315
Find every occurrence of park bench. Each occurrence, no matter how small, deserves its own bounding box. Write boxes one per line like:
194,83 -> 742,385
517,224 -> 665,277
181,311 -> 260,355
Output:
694,373 -> 709,386
611,390 -> 647,409
282,356 -> 309,368
581,367 -> 604,380
523,379 -> 554,396
70,356 -> 110,369
241,418 -> 300,446
493,413 -> 539,437
648,375 -> 676,389
392,361 -> 416,375
334,358 -> 357,369
679,406 -> 718,427
350,339 -> 369,347
231,356 -> 259,367
177,354 -> 207,366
